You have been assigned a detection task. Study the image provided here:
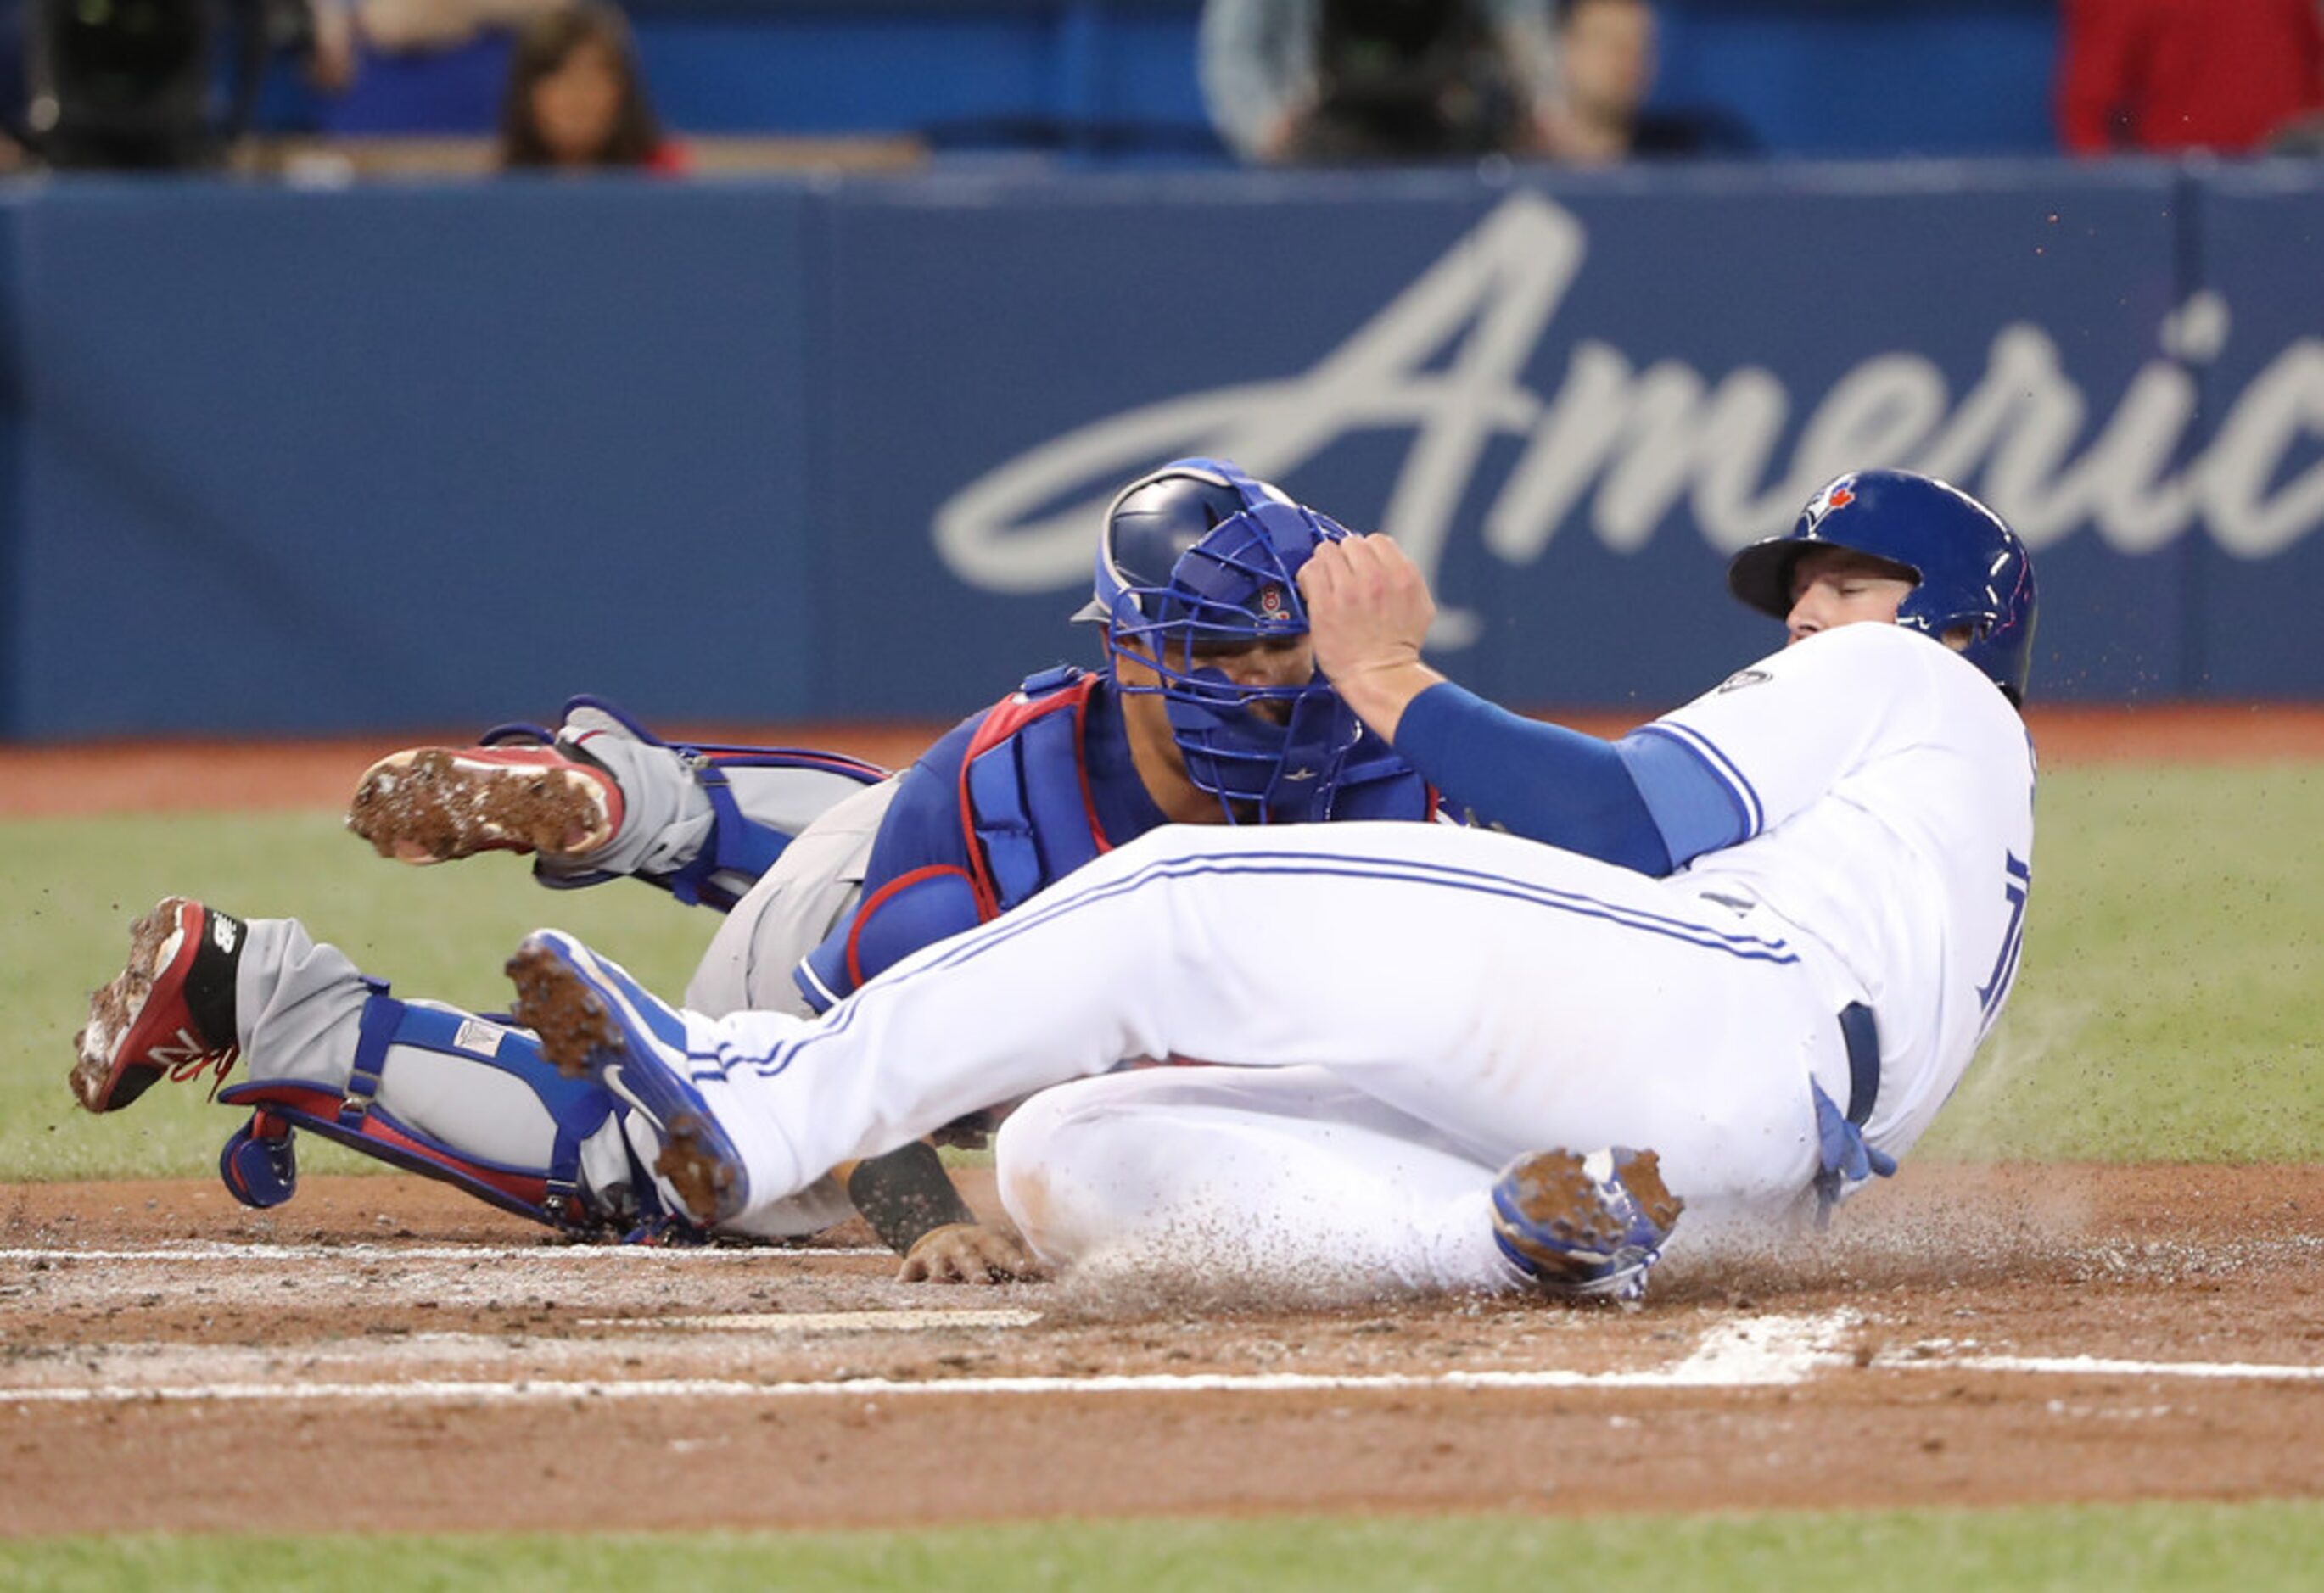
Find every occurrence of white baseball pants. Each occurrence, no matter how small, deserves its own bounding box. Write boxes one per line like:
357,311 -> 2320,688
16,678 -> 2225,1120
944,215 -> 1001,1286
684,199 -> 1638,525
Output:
670,821 -> 1855,1288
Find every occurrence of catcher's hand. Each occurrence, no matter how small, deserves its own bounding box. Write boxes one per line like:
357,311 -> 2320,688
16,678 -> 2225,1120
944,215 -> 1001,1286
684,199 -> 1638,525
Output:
897,1221 -> 1043,1284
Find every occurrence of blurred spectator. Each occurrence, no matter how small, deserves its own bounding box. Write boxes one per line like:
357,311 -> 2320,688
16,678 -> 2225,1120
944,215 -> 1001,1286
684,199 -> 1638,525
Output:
2058,0 -> 2324,154
290,0 -> 359,94
1536,0 -> 1751,163
1200,0 -> 1559,162
497,1 -> 681,171
282,0 -> 581,140
361,0 -> 561,56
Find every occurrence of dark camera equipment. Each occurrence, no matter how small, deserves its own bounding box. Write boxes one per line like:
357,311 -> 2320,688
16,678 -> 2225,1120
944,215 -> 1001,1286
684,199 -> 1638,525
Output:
1296,0 -> 1521,159
22,0 -> 268,169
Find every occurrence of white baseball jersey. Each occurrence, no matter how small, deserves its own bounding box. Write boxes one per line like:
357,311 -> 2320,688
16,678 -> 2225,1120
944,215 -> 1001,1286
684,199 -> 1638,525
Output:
1642,622 -> 2036,1155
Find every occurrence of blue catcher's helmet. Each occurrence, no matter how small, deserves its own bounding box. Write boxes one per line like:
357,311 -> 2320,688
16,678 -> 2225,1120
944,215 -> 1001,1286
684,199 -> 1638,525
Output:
1080,458 -> 1373,822
1726,470 -> 2040,704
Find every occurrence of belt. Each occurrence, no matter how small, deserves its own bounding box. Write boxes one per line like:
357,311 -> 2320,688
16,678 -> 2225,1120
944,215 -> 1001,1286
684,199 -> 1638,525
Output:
1812,1000 -> 1894,1225
1837,1000 -> 1879,1126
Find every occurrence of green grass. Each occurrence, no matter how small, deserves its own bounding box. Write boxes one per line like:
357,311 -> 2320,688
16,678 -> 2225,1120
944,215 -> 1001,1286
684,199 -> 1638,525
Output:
7,1502 -> 2324,1590
1921,762 -> 2324,1161
4,762 -> 2321,1181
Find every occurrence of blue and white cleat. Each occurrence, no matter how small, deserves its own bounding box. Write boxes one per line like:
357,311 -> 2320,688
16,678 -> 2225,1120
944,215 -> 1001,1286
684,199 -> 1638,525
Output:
1490,1147 -> 1683,1304
504,930 -> 748,1227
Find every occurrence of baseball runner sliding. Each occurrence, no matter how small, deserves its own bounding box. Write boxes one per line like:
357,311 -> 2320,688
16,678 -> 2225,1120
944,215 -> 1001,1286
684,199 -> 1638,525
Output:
498,467 -> 2038,1301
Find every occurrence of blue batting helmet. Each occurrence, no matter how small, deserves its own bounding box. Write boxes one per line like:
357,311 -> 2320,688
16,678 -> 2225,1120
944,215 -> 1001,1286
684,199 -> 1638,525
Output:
1082,458 -> 1377,822
1726,470 -> 2040,704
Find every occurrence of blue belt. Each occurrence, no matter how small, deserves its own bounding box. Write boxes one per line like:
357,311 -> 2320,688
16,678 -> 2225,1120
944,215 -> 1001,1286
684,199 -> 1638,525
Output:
1813,999 -> 1896,1223
1838,1000 -> 1879,1126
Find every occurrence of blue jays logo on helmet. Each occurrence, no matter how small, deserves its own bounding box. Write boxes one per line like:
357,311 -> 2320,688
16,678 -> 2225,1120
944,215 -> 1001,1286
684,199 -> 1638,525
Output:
1089,458 -> 1380,822
1726,469 -> 2041,705
1797,478 -> 1858,532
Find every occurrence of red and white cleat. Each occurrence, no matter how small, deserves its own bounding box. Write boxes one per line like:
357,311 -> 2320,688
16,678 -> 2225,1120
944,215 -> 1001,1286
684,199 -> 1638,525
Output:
70,897 -> 246,1114
345,744 -> 624,864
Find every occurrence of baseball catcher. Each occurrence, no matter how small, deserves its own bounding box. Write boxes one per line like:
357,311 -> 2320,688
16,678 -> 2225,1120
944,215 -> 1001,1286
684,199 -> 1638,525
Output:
69,460 -> 1435,1279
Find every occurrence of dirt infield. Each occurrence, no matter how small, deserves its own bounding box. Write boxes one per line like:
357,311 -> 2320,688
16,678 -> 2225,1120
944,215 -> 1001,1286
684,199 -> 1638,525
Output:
6,705 -> 2324,818
3,1164 -> 2321,1535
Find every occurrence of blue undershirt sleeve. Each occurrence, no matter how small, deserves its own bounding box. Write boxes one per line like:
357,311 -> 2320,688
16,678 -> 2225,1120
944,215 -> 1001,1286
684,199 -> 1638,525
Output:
1612,725 -> 1752,869
1393,683 -> 1673,875
1392,684 -> 1756,875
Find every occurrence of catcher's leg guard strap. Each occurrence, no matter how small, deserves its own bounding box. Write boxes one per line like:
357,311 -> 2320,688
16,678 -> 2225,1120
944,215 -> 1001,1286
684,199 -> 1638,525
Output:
540,696 -> 884,912
659,752 -> 888,910
661,760 -> 786,908
342,976 -> 402,1122
217,982 -> 630,1231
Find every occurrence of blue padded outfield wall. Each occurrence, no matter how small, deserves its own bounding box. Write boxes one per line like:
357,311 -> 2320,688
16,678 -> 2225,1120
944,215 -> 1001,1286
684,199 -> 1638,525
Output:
3,160 -> 2322,738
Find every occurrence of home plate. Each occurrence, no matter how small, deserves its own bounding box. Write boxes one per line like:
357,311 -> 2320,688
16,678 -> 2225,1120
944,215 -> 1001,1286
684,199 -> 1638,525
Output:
575,1309 -> 1044,1333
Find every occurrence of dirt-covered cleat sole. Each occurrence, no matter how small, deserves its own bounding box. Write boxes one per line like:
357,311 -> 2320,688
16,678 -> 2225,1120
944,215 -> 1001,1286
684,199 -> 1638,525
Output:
504,931 -> 746,1227
503,940 -> 623,1082
1490,1147 -> 1683,1303
646,1117 -> 742,1230
346,746 -> 624,865
70,897 -> 245,1114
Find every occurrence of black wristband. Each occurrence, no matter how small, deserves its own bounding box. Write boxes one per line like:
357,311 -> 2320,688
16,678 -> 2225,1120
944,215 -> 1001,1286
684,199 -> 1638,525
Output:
844,1141 -> 976,1255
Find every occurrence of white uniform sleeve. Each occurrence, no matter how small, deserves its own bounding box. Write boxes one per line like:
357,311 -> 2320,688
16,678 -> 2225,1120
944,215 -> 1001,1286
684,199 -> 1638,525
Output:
1638,625 -> 1945,841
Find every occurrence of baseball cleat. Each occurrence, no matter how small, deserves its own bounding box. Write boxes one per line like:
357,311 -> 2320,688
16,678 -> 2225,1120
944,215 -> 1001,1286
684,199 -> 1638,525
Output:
504,931 -> 746,1227
70,897 -> 246,1114
1490,1147 -> 1683,1303
346,744 -> 624,864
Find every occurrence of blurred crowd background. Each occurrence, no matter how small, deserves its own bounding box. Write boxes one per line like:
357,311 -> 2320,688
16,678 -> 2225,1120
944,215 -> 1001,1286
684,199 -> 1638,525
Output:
2,0 -> 2319,177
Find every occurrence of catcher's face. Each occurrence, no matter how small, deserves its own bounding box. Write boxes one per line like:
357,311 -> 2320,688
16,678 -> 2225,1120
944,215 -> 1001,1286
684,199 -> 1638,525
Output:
1183,634 -> 1314,724
1112,632 -> 1316,823
1114,633 -> 1314,724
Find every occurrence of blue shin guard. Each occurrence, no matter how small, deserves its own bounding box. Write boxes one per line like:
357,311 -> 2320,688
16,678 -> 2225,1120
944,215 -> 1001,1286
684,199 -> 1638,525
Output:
215,979 -> 666,1236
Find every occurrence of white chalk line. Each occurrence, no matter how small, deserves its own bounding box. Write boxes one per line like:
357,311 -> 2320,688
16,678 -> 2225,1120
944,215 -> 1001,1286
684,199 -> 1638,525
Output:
574,1310 -> 1044,1332
0,1312 -> 1861,1407
1907,1354 -> 2324,1383
0,1372 -> 1775,1408
12,1300 -> 2316,1411
0,1244 -> 892,1264
20,1351 -> 2316,1409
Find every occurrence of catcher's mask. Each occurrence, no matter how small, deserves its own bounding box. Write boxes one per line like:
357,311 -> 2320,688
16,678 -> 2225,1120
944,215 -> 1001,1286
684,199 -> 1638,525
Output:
1076,457 -> 1365,822
1726,468 -> 2040,706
